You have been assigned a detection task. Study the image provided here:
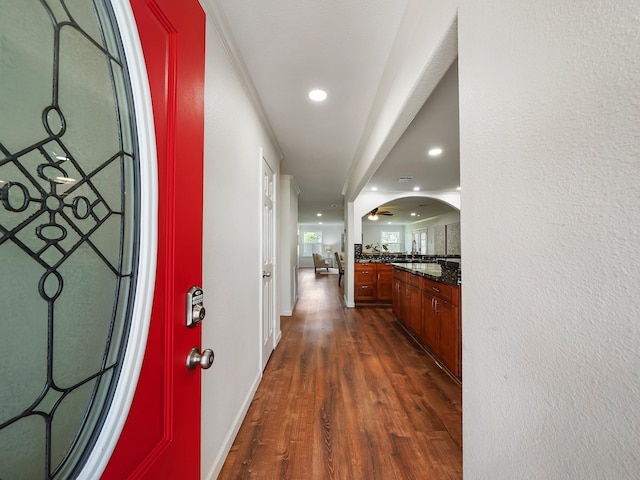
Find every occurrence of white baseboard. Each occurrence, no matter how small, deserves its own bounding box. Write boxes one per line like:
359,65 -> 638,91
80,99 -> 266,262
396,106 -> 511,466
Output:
280,295 -> 298,317
202,371 -> 262,480
280,296 -> 298,317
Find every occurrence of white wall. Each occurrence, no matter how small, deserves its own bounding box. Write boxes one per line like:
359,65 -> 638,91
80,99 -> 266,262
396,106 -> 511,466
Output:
405,211 -> 459,253
199,7 -> 281,479
298,223 -> 344,268
279,175 -> 300,316
344,0 -> 458,308
342,0 -> 458,201
362,223 -> 405,252
360,211 -> 460,255
459,2 -> 640,479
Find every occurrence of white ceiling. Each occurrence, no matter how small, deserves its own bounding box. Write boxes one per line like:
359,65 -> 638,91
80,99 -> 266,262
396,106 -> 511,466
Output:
210,0 -> 460,225
361,195 -> 458,226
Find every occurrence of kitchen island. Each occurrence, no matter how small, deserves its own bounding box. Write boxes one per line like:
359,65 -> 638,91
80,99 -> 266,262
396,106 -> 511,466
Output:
390,262 -> 461,380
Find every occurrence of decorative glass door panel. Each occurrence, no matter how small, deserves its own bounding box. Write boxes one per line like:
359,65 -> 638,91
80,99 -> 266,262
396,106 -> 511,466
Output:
0,1 -> 141,478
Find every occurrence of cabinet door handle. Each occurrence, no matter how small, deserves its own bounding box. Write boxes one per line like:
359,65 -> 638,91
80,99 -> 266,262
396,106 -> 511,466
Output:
431,298 -> 435,310
434,300 -> 439,313
432,287 -> 440,293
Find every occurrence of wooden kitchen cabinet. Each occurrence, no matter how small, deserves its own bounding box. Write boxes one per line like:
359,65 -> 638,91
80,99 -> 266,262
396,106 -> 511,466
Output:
391,269 -> 405,319
408,282 -> 423,338
376,263 -> 393,301
436,298 -> 460,376
401,282 -> 411,325
354,263 -> 377,301
422,291 -> 439,355
422,277 -> 460,378
391,266 -> 461,379
355,262 -> 393,304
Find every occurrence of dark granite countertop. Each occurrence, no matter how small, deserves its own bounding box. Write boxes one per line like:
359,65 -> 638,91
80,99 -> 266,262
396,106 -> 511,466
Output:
390,262 -> 461,286
356,253 -> 461,263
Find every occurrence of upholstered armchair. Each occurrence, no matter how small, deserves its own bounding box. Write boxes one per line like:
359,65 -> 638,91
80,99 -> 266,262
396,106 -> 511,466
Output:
312,253 -> 330,272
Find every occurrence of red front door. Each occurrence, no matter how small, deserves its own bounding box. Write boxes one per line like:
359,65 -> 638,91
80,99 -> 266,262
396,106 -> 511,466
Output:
103,0 -> 205,478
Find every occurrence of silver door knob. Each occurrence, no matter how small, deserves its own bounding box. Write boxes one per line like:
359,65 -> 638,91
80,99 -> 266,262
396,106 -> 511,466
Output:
186,347 -> 214,370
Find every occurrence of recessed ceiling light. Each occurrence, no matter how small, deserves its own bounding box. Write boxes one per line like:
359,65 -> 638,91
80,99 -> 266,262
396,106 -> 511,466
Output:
456,186 -> 461,191
317,213 -> 322,217
413,187 -> 420,191
308,89 -> 327,102
319,222 -> 323,224
371,187 -> 377,191
387,222 -> 392,225
428,147 -> 443,157
410,212 -> 417,216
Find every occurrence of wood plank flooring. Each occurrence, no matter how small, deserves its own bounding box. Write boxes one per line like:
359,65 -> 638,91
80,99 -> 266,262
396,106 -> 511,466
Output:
218,268 -> 462,479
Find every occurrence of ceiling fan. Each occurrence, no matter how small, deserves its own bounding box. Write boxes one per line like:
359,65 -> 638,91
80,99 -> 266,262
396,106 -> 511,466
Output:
367,207 -> 393,221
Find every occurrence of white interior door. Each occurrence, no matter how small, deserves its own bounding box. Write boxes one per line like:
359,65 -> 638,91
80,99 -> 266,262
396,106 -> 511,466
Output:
261,156 -> 275,369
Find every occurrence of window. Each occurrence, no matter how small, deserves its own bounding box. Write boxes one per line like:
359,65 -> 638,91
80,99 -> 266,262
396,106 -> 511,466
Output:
411,229 -> 427,254
302,231 -> 323,256
381,231 -> 401,252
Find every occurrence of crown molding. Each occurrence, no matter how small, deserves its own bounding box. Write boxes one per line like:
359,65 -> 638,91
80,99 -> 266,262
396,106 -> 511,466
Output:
199,0 -> 285,161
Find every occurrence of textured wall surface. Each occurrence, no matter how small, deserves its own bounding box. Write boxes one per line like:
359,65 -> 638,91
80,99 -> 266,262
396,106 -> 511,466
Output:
278,175 -> 299,316
200,10 -> 281,479
459,2 -> 640,479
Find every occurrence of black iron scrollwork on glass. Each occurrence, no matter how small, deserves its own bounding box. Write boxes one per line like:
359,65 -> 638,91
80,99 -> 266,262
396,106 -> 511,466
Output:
1,181 -> 31,212
0,1 -> 141,478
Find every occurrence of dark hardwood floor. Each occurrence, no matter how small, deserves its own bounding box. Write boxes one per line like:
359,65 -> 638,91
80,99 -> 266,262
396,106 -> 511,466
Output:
218,268 -> 462,479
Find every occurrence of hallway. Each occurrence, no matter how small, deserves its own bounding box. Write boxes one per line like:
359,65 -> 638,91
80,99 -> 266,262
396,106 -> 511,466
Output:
218,268 -> 462,479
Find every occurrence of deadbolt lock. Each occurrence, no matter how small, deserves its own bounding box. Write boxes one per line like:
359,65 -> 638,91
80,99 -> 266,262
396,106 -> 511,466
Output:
186,286 -> 205,328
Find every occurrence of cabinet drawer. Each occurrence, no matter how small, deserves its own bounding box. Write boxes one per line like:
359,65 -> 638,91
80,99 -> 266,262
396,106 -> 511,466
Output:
377,263 -> 392,273
355,268 -> 376,283
409,272 -> 422,287
393,268 -> 407,282
422,278 -> 459,306
355,283 -> 377,300
355,262 -> 374,269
